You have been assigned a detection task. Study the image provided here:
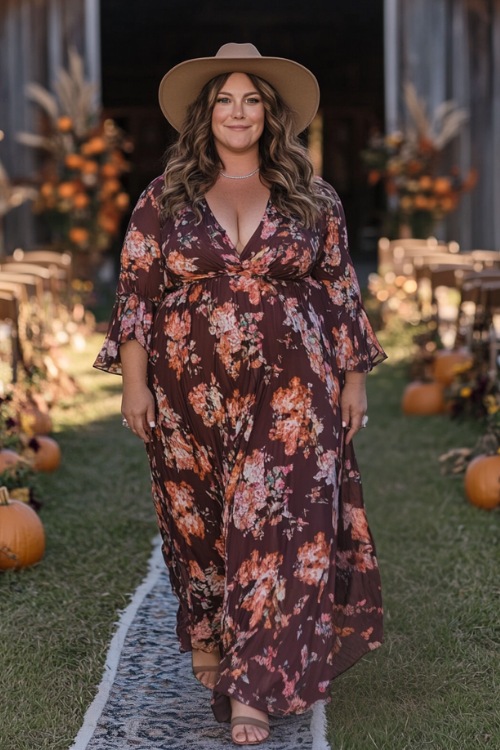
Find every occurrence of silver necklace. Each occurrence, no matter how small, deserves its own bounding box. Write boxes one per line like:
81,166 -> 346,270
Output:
220,167 -> 259,180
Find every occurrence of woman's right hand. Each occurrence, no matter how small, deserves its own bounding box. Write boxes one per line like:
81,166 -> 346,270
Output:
121,381 -> 156,442
119,340 -> 155,442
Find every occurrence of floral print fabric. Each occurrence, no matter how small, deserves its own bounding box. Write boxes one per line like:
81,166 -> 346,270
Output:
94,175 -> 386,717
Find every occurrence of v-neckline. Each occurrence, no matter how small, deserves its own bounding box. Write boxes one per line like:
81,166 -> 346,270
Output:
203,197 -> 270,258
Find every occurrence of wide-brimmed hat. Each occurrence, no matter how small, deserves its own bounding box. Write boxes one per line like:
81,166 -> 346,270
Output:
158,42 -> 319,135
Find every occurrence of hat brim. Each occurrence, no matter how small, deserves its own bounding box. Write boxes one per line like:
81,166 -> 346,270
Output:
158,55 -> 319,135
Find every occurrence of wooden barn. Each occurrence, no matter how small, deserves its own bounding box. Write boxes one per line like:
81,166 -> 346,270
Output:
0,0 -> 499,255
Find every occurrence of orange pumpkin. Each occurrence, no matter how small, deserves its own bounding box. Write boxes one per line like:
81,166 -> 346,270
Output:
0,486 -> 45,569
0,449 -> 23,473
401,381 -> 446,415
464,455 -> 500,510
432,349 -> 472,386
31,436 -> 61,472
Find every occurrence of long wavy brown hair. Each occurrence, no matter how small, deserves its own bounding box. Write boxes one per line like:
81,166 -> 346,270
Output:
159,73 -> 332,226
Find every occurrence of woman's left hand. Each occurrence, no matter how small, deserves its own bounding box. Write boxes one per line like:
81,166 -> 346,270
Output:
340,374 -> 368,445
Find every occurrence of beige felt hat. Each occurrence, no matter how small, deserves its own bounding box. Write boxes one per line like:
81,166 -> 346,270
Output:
158,42 -> 320,135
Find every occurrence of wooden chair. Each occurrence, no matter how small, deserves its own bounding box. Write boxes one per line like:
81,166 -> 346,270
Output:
0,261 -> 63,299
7,249 -> 73,298
10,248 -> 72,268
0,290 -> 24,382
392,246 -> 455,278
0,271 -> 45,302
470,250 -> 500,268
414,261 -> 476,346
457,272 -> 500,350
0,281 -> 31,381
0,273 -> 47,358
377,236 -> 458,276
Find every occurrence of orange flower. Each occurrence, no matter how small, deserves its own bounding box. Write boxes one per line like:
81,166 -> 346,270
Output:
100,163 -> 119,178
58,181 -> 78,199
419,175 -> 433,191
81,160 -> 98,175
115,192 -> 130,210
81,136 -> 106,155
73,192 -> 90,209
439,196 -> 458,213
100,178 -> 121,197
57,116 -> 73,132
98,211 -> 119,234
69,227 -> 89,245
433,177 -> 452,195
414,194 -> 431,210
40,182 -> 54,198
65,153 -> 85,170
368,170 -> 381,185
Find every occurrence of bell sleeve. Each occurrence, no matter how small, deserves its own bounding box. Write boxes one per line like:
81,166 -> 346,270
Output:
93,178 -> 167,375
313,183 -> 386,372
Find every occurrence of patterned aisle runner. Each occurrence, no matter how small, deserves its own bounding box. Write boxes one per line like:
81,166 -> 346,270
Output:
69,538 -> 331,750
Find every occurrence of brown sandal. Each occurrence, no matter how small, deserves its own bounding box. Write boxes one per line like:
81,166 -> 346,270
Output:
231,716 -> 270,745
192,664 -> 219,689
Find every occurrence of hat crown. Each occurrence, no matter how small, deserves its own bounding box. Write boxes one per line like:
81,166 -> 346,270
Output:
158,43 -> 319,135
215,43 -> 262,60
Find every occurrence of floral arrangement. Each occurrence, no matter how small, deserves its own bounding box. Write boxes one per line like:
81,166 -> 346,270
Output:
0,391 -> 43,509
362,84 -> 477,237
17,49 -> 132,255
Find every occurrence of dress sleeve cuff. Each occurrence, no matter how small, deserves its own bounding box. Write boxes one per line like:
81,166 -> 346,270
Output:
93,293 -> 156,375
327,295 -> 387,373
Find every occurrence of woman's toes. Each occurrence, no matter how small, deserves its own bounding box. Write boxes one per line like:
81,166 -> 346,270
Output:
192,648 -> 220,689
230,698 -> 269,744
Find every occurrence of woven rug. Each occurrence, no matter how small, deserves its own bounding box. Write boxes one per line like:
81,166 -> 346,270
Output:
69,537 -> 331,750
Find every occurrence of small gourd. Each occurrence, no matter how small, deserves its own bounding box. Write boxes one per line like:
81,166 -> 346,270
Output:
0,486 -> 45,570
0,448 -> 23,473
464,455 -> 500,510
30,436 -> 61,472
401,381 -> 446,415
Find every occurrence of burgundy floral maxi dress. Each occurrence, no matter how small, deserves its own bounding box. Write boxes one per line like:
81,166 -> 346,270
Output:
94,175 -> 386,718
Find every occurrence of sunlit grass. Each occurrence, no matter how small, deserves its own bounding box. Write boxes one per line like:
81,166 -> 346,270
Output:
0,335 -> 157,750
1,335 -> 498,749
328,358 -> 499,749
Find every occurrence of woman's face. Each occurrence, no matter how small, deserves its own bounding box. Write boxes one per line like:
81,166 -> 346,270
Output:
211,73 -> 265,157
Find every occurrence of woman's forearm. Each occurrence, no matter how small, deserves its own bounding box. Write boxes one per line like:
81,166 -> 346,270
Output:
120,340 -> 149,385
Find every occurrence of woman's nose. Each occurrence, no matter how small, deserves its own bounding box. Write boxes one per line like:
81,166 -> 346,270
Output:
232,101 -> 244,118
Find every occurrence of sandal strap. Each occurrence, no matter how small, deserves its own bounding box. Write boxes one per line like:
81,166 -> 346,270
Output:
192,665 -> 219,674
231,716 -> 270,732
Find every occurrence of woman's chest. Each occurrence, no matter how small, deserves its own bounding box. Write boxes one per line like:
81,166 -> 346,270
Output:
160,202 -> 323,281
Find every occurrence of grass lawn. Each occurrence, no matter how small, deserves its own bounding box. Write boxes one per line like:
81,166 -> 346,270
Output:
328,343 -> 499,749
1,332 -> 498,750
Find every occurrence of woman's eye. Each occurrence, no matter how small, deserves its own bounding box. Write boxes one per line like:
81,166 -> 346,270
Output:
246,97 -> 261,104
216,97 -> 231,104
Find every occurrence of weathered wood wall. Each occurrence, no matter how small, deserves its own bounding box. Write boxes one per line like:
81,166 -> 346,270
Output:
385,0 -> 500,249
0,0 -> 100,252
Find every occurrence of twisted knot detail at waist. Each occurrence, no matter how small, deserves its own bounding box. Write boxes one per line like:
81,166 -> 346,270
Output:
170,268 -> 313,287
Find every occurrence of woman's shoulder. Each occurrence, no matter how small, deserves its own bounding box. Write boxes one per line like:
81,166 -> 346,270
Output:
144,175 -> 165,200
132,175 -> 164,213
312,176 -> 340,204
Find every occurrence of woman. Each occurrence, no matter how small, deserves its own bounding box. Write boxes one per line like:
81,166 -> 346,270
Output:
95,43 -> 386,746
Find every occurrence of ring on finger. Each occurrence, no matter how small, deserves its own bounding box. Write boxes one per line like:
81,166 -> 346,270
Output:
122,418 -> 130,429
361,415 -> 369,428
